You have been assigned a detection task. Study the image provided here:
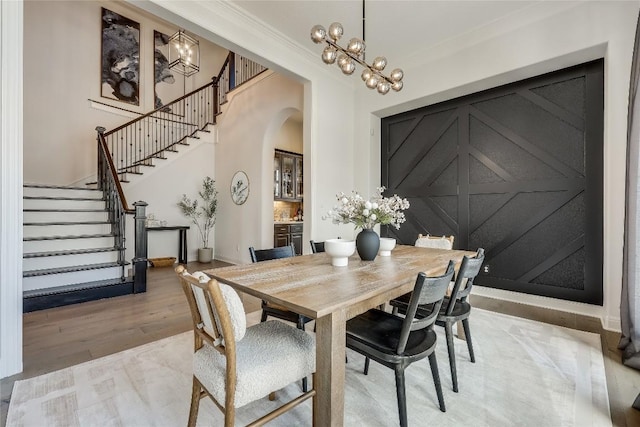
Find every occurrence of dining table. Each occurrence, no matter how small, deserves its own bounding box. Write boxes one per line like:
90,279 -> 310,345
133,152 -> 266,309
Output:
205,244 -> 476,426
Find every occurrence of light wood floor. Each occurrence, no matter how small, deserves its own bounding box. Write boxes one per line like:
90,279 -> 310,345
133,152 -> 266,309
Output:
2,260 -> 640,426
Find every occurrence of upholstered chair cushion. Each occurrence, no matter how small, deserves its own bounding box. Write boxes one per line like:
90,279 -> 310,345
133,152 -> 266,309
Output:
415,234 -> 454,250
193,320 -> 316,408
190,271 -> 246,342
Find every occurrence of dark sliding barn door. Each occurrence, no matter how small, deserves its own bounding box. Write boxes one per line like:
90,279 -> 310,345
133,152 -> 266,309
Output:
381,60 -> 604,305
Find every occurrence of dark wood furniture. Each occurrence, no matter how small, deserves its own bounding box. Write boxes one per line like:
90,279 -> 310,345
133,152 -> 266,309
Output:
390,248 -> 485,392
346,261 -> 455,426
274,223 -> 303,255
205,245 -> 475,426
147,225 -> 190,264
274,149 -> 303,201
310,240 -> 325,253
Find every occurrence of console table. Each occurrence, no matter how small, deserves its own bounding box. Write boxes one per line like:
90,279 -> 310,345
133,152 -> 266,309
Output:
147,225 -> 190,264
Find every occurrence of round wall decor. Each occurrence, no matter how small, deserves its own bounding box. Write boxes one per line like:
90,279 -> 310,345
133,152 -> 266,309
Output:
231,171 -> 250,205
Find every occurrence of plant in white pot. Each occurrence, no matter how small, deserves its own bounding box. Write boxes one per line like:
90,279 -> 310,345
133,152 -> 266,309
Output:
177,177 -> 218,263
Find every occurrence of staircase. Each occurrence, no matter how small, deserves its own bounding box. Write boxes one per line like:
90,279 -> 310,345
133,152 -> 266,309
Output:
22,51 -> 267,311
22,184 -> 131,312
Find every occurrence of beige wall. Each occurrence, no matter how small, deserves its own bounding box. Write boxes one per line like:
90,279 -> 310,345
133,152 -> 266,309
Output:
23,0 -> 227,185
274,118 -> 302,154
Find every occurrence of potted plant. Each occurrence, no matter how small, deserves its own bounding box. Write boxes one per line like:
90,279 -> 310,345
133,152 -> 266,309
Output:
323,187 -> 409,261
177,176 -> 218,263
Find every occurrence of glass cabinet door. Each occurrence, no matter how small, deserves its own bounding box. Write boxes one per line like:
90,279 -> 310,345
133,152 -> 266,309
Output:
273,154 -> 281,198
282,156 -> 294,198
295,156 -> 303,199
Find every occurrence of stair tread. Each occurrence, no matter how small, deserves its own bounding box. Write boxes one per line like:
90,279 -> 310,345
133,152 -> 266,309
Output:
24,195 -> 103,201
23,262 -> 127,277
24,208 -> 108,213
24,247 -> 119,258
24,277 -> 133,298
24,184 -> 101,191
24,221 -> 113,226
24,233 -> 115,241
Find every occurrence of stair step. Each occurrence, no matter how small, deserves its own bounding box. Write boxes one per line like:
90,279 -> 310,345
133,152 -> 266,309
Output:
24,184 -> 101,191
24,208 -> 108,213
24,233 -> 115,241
24,195 -> 104,201
23,261 -> 126,278
24,247 -> 118,258
24,235 -> 116,253
23,277 -> 135,312
24,221 -> 112,226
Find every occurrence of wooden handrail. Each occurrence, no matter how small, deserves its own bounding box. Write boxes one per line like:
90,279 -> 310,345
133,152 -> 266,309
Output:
96,127 -> 132,214
105,80 -> 216,137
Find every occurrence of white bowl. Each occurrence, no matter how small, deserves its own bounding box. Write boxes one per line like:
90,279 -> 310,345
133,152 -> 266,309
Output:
324,239 -> 356,266
378,237 -> 396,256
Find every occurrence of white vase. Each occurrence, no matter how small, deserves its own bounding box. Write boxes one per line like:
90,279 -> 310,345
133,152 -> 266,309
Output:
198,247 -> 213,263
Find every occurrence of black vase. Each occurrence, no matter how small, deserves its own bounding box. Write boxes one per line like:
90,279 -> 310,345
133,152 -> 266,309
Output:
356,228 -> 380,261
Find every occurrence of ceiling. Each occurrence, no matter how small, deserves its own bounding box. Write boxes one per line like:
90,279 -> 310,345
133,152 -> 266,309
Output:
231,0 -> 539,67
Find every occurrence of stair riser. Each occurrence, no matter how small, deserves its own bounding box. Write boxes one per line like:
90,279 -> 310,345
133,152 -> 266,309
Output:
24,223 -> 113,238
23,187 -> 102,199
23,267 -> 124,292
24,211 -> 109,223
23,252 -> 120,271
24,237 -> 115,253
24,199 -> 106,210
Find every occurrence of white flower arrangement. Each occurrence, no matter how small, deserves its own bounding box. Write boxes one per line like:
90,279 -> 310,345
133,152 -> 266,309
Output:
323,187 -> 410,230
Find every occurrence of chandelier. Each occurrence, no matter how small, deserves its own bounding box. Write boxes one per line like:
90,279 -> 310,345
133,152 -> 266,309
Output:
310,9 -> 404,94
168,30 -> 200,77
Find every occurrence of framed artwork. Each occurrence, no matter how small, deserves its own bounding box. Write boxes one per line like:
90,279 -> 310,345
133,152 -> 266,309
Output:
154,30 -> 184,111
101,8 -> 140,105
231,171 -> 250,205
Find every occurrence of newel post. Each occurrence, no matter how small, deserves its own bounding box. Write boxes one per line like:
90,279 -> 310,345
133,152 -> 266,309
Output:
133,201 -> 148,293
95,126 -> 106,191
212,76 -> 219,123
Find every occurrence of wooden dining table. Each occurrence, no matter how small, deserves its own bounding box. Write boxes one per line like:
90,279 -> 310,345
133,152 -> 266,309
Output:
205,244 -> 476,426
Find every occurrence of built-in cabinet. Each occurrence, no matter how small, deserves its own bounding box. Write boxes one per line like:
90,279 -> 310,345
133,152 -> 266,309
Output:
274,149 -> 303,201
274,223 -> 303,255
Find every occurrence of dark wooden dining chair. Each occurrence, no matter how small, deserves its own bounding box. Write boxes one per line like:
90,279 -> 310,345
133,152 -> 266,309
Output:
249,243 -> 314,391
390,248 -> 485,392
175,266 -> 316,427
309,240 -> 325,253
346,261 -> 456,427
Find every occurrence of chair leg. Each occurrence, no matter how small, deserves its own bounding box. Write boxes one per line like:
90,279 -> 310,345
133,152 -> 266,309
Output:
428,353 -> 446,412
462,318 -> 475,363
260,310 -> 268,322
364,357 -> 370,375
394,366 -> 408,427
188,377 -> 201,427
444,321 -> 459,392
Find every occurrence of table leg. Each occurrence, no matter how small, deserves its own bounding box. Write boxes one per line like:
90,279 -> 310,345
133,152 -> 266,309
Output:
314,310 -> 346,427
178,229 -> 187,264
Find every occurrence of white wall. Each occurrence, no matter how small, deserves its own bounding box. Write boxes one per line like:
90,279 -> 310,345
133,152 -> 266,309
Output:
274,118 -> 302,153
352,1 -> 639,330
23,0 -> 227,185
1,0 -> 24,379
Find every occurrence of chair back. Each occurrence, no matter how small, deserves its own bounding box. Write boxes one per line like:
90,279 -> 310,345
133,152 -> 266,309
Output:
310,240 -> 325,253
249,244 -> 295,262
444,248 -> 485,315
415,234 -> 454,250
396,260 -> 455,354
175,265 -> 236,358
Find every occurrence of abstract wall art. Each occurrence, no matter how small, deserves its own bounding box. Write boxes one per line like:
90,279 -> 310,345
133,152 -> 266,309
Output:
101,8 -> 140,105
154,30 -> 181,111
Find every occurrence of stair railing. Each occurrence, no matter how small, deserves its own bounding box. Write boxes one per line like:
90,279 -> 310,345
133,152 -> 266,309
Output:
95,51 -> 267,293
216,51 -> 268,109
96,127 -> 146,293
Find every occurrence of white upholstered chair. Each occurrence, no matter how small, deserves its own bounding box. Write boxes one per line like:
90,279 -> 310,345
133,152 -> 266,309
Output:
175,266 -> 316,427
414,234 -> 455,250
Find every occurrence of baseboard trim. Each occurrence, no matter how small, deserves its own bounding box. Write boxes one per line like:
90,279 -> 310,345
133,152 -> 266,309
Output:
23,279 -> 134,312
